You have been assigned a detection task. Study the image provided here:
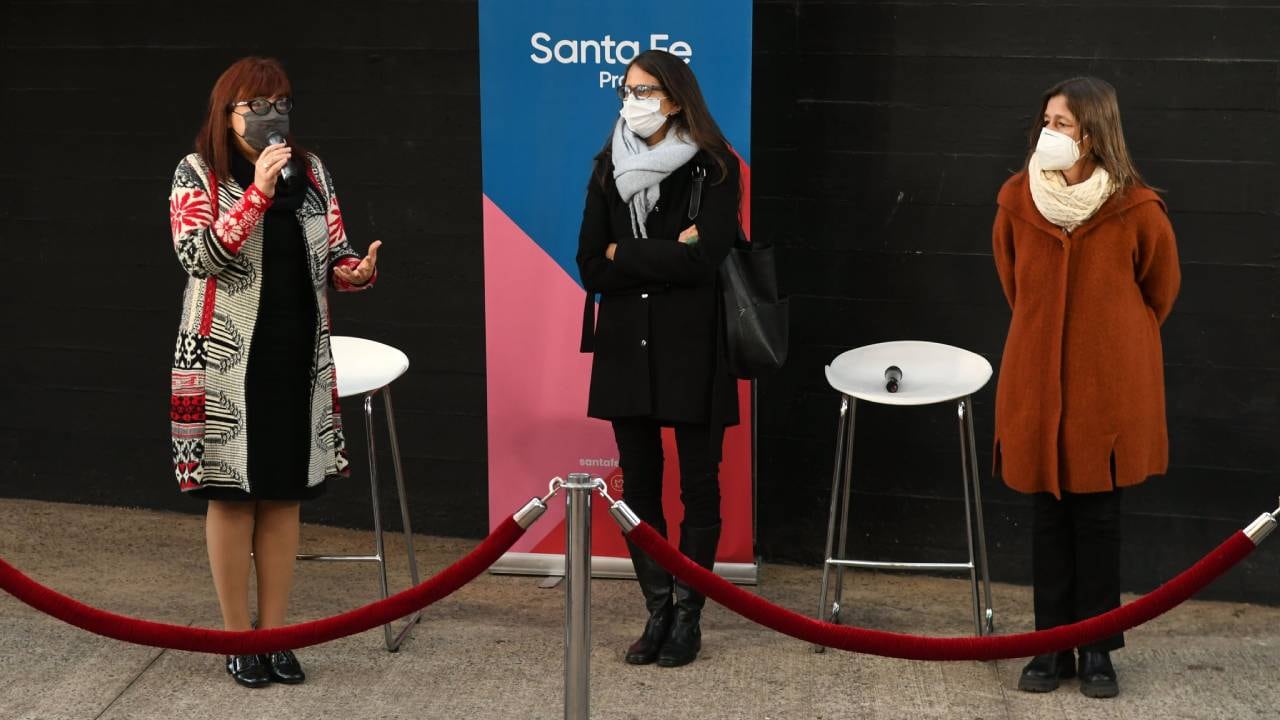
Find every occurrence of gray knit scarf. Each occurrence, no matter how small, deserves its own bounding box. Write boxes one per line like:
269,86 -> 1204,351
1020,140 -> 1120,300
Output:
611,118 -> 699,238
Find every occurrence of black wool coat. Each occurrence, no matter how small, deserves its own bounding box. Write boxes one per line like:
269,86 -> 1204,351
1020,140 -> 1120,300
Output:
576,147 -> 741,428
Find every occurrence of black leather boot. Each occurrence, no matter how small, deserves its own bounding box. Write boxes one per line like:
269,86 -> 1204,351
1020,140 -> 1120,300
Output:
263,649 -> 306,684
225,654 -> 272,688
624,533 -> 674,665
1078,650 -> 1119,698
657,523 -> 720,668
1017,650 -> 1075,692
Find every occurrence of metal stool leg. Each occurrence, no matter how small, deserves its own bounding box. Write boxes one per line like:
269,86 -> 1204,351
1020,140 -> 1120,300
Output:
963,395 -> 996,634
382,387 -> 423,650
364,389 -> 423,652
362,394 -> 398,651
831,397 -> 857,622
956,399 -> 982,636
815,395 -> 850,652
957,397 -> 995,636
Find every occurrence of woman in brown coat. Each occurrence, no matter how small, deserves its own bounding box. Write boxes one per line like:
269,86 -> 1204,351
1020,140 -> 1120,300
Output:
992,77 -> 1180,699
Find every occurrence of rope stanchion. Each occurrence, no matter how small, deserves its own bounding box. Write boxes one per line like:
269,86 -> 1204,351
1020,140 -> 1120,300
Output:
613,498 -> 1278,662
0,496 -> 551,655
562,473 -> 601,720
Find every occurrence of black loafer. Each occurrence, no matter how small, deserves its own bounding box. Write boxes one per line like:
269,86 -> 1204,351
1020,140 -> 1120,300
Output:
263,649 -> 306,684
1078,650 -> 1119,698
1017,650 -> 1076,693
225,654 -> 272,688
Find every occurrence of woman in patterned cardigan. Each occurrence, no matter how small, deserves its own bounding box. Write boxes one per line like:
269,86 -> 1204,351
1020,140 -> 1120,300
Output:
168,57 -> 381,688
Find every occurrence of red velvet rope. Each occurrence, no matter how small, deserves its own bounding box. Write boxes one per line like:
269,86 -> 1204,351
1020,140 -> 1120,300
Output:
627,521 -> 1256,661
0,517 -> 525,655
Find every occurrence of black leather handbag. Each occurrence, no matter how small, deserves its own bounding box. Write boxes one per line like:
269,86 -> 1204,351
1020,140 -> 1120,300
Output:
689,165 -> 789,379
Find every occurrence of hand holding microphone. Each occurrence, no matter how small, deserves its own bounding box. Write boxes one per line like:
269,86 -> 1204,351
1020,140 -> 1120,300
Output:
253,138 -> 293,198
266,131 -> 298,186
885,365 -> 902,393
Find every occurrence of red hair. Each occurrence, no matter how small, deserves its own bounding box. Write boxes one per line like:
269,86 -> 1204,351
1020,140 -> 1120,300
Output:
194,57 -> 301,182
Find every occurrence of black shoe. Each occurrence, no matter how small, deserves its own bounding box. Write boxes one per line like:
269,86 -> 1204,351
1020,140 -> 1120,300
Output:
624,533 -> 674,665
1017,651 -> 1076,693
656,523 -> 720,668
225,654 -> 272,688
625,604 -> 673,665
1078,650 -> 1119,698
263,649 -> 306,684
656,604 -> 703,668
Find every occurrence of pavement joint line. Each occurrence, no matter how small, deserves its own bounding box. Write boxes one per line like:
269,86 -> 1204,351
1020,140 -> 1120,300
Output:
992,659 -> 1019,720
90,620 -> 191,720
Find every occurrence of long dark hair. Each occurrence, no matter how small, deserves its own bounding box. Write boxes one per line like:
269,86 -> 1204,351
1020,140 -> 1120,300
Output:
598,50 -> 735,187
194,57 -> 305,182
1025,76 -> 1150,192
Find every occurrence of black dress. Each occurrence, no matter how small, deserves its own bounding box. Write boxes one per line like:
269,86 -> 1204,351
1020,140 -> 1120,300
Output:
191,152 -> 323,502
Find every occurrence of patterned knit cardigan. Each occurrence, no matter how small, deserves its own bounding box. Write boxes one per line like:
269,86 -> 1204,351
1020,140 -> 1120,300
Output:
167,151 -> 375,494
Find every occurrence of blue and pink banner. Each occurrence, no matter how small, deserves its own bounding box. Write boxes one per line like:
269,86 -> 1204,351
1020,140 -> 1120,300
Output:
479,0 -> 755,580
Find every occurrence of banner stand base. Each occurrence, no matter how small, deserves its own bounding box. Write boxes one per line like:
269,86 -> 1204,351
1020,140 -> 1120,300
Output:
490,552 -> 759,585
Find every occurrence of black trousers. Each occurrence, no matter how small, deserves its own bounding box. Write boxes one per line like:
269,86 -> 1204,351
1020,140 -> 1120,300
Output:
1032,488 -> 1124,653
611,418 -> 724,531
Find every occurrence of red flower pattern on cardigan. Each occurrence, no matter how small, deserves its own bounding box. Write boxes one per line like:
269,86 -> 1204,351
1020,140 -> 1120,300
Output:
210,184 -> 272,253
169,189 -> 213,240
327,195 -> 346,248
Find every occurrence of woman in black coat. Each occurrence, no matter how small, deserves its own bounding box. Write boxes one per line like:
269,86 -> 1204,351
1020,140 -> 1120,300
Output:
576,49 -> 740,668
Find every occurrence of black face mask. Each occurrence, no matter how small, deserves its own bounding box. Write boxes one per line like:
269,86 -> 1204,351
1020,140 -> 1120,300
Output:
233,109 -> 291,151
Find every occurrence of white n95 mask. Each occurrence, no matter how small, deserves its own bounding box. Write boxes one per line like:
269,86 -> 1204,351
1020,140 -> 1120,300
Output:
1035,127 -> 1083,171
619,96 -> 668,138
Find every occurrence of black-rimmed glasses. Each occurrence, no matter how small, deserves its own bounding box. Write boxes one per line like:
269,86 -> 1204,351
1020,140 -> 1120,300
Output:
616,84 -> 665,101
229,97 -> 293,116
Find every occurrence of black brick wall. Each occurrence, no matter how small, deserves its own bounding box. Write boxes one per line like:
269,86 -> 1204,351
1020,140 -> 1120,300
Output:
752,0 -> 1279,603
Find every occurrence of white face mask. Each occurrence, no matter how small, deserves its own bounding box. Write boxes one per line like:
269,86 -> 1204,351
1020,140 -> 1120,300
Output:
1035,127 -> 1083,171
619,96 -> 669,138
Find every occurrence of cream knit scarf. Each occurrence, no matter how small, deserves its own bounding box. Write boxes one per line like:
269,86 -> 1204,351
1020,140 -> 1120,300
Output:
1028,153 -> 1116,233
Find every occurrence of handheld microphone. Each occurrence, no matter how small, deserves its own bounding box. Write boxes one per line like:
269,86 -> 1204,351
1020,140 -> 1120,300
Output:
884,365 -> 902,393
266,131 -> 297,187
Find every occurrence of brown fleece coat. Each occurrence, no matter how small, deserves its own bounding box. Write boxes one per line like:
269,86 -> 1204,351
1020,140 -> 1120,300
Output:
992,171 -> 1180,497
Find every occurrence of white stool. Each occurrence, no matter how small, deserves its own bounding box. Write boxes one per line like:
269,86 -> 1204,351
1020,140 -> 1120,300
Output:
816,340 -> 995,647
298,335 -> 421,651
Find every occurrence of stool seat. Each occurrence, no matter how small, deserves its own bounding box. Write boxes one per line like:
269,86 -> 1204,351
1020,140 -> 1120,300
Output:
331,336 -> 410,398
825,340 -> 992,407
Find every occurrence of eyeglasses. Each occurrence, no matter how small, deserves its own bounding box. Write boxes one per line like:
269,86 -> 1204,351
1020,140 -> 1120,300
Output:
229,96 -> 293,116
616,84 -> 665,101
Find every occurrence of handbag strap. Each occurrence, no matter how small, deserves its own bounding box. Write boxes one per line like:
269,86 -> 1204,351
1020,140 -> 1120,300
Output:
580,291 -> 596,353
688,164 -> 707,221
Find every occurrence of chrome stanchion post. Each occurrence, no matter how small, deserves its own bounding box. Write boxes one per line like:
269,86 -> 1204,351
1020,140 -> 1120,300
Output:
563,472 -> 598,720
